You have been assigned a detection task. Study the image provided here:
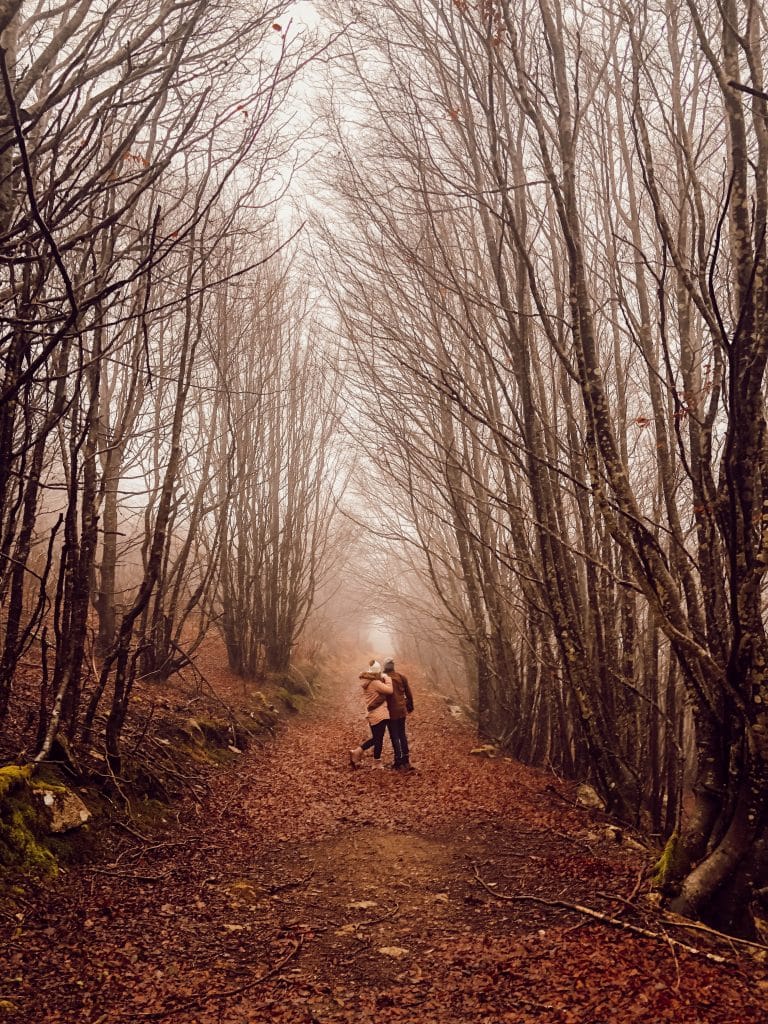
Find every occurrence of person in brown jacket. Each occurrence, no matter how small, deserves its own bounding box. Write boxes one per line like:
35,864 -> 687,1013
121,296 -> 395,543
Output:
382,658 -> 415,771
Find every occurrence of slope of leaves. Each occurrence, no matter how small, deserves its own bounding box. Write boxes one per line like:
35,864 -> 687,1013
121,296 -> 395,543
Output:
1,657 -> 765,1023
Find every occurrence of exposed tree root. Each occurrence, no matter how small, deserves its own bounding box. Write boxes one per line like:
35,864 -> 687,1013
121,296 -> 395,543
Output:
471,863 -> 728,964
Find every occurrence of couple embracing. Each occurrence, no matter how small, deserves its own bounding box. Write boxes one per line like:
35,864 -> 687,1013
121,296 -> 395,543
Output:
349,658 -> 415,771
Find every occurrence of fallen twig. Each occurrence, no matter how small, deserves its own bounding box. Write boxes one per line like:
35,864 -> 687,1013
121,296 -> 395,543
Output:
471,864 -> 727,964
596,889 -> 645,917
114,819 -> 153,842
358,901 -> 400,927
266,867 -> 315,894
518,997 -> 558,1013
596,869 -> 647,920
664,928 -> 683,991
553,830 -> 597,853
87,867 -> 162,883
137,935 -> 304,1019
544,784 -> 578,809
113,837 -> 192,868
660,914 -> 768,954
627,866 -> 646,904
597,886 -> 768,955
129,701 -> 158,757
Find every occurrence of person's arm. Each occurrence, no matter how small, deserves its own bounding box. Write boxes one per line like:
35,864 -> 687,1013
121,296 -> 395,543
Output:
373,676 -> 394,695
403,675 -> 414,713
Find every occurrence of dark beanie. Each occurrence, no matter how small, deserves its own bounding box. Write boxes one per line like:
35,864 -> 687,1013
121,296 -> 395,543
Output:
383,658 -> 395,673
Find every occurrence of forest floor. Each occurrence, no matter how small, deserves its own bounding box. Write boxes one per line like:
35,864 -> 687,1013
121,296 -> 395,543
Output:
2,659 -> 767,1024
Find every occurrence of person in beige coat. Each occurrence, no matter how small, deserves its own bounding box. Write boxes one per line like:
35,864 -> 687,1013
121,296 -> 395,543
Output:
349,660 -> 393,769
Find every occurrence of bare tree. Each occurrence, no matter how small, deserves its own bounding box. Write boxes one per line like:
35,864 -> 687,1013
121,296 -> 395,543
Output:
318,0 -> 768,935
214,252 -> 345,678
0,2 -> 320,768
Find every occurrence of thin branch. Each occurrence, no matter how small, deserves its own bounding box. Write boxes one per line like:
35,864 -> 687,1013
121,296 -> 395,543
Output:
471,864 -> 727,964
138,935 -> 304,1019
728,79 -> 768,102
0,46 -> 79,319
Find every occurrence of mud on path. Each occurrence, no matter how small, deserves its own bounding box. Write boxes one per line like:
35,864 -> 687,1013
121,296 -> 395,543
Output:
3,676 -> 765,1024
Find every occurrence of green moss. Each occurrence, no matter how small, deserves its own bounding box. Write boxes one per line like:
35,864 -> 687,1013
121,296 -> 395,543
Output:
195,717 -> 233,749
6,810 -> 57,874
0,768 -> 57,878
288,678 -> 312,697
30,764 -> 70,792
187,745 -> 217,765
652,830 -> 689,891
246,708 -> 278,734
268,670 -> 314,698
275,688 -> 306,714
0,765 -> 32,799
267,671 -> 293,688
189,710 -> 275,752
168,716 -> 245,755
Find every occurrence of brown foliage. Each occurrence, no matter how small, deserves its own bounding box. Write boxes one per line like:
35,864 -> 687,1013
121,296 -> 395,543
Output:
1,655 -> 764,1023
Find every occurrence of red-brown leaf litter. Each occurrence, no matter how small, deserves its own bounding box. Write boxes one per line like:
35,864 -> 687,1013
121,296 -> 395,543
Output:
2,658 -> 765,1023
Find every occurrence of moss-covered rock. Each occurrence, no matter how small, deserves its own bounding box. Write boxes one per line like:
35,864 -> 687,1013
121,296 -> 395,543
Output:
243,693 -> 279,733
195,717 -> 235,749
275,688 -> 306,714
31,786 -> 91,833
177,717 -> 207,746
268,670 -> 314,699
0,764 -> 32,799
285,675 -> 312,698
0,766 -> 57,878
161,714 -> 253,764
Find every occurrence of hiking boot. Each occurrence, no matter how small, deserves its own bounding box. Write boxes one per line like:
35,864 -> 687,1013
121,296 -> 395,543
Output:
400,762 -> 416,772
372,759 -> 384,769
349,747 -> 363,768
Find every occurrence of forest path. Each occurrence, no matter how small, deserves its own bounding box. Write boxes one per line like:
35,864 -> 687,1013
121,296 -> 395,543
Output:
4,676 -> 764,1023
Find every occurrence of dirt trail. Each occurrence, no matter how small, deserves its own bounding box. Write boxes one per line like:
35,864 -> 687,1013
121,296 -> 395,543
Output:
3,675 -> 765,1024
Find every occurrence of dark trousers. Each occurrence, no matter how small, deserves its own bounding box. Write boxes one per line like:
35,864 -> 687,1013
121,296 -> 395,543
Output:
361,720 -> 387,759
387,717 -> 409,766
